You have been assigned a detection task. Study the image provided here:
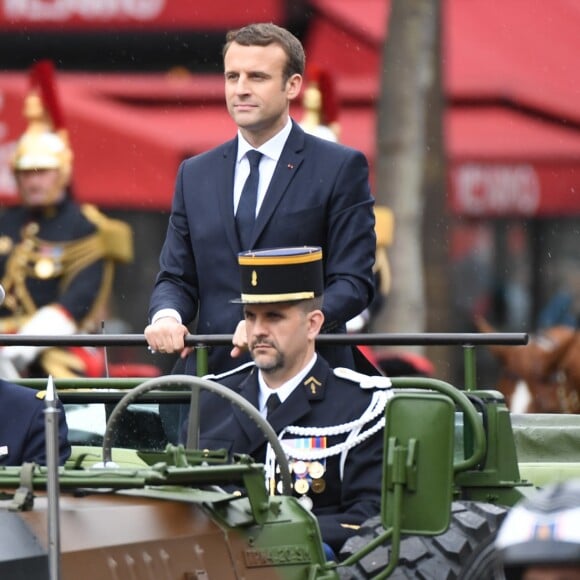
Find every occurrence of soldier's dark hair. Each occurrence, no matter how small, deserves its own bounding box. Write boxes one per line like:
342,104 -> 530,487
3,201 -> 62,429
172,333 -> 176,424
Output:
297,296 -> 324,314
223,23 -> 305,83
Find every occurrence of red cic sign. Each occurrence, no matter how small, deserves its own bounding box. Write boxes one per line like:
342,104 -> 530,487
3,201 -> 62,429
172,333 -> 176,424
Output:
449,163 -> 580,217
0,0 -> 282,30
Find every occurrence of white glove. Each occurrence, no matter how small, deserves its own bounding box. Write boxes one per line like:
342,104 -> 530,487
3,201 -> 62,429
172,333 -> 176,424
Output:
346,309 -> 370,333
2,305 -> 77,372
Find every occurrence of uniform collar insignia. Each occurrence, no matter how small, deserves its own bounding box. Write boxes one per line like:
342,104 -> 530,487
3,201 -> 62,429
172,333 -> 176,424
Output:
303,375 -> 323,398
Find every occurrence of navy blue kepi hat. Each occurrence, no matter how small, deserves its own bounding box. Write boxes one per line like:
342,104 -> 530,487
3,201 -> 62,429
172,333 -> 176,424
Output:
234,246 -> 323,304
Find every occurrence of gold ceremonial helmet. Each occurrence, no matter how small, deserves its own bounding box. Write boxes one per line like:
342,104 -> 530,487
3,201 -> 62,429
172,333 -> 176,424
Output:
300,65 -> 340,142
11,64 -> 73,204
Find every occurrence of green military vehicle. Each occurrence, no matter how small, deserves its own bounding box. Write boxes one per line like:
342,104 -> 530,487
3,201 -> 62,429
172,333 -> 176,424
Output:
1,332 -> 580,579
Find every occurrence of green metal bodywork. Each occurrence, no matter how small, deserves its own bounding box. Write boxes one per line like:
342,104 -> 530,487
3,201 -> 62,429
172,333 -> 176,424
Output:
2,332 -> 580,578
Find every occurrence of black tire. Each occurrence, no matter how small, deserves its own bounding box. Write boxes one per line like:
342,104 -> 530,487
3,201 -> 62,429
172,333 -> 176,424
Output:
338,501 -> 507,579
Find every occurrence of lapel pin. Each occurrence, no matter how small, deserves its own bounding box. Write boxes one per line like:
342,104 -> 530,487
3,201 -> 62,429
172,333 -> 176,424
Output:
287,163 -> 294,169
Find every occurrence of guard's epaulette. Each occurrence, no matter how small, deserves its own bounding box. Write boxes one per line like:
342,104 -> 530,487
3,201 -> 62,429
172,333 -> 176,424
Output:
81,204 -> 134,264
35,390 -> 47,400
333,367 -> 392,390
203,361 -> 255,381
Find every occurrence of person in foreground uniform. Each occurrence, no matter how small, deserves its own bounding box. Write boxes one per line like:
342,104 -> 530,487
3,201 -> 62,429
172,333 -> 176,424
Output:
192,246 -> 392,557
0,284 -> 70,466
495,478 -> 580,579
0,60 -> 133,379
0,378 -> 70,466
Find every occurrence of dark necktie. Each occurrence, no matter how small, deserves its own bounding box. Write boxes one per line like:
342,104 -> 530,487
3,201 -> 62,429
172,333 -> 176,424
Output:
265,393 -> 281,419
236,150 -> 263,250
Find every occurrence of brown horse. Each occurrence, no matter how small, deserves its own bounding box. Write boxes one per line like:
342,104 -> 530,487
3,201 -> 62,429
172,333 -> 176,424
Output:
475,317 -> 580,413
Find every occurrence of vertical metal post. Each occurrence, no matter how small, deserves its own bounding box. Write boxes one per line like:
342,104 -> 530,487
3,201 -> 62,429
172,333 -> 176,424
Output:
196,346 -> 208,377
462,345 -> 476,461
463,344 -> 477,391
185,345 -> 209,449
44,376 -> 61,580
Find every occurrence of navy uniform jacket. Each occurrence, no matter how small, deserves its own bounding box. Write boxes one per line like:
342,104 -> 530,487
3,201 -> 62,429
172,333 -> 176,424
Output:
149,121 -> 377,375
0,197 -> 106,322
195,356 -> 386,553
0,380 -> 71,466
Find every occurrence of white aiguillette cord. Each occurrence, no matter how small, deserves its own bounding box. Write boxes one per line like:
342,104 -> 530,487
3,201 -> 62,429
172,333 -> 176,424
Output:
265,389 -> 392,487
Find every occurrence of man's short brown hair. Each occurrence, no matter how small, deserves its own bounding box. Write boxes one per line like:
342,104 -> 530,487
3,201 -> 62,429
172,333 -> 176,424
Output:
223,22 -> 305,82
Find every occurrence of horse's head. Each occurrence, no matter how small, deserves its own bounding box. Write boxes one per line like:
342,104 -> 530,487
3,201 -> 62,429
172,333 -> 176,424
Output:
475,316 -> 577,412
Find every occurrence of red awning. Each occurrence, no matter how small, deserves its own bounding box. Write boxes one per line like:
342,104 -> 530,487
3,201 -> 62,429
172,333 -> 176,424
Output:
445,0 -> 580,124
306,0 -> 580,124
1,1 -> 580,217
448,108 -> 580,217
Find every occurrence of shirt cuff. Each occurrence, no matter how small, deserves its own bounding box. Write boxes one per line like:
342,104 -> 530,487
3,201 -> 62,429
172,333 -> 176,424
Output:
151,308 -> 182,325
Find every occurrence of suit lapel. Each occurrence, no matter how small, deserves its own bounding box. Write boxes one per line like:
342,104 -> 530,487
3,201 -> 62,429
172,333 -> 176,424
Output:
250,122 -> 306,248
216,138 -> 241,254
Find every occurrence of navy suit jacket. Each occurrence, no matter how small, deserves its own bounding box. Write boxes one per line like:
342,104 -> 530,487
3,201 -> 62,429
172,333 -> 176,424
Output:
149,121 -> 376,375
195,356 -> 385,553
0,380 -> 71,466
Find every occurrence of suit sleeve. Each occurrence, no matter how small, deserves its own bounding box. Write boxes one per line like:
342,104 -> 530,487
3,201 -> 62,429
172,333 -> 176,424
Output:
322,148 -> 376,331
20,397 -> 71,466
148,161 -> 201,324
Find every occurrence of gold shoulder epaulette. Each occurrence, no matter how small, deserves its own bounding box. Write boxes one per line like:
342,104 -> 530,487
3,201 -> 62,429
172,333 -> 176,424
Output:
81,204 -> 134,263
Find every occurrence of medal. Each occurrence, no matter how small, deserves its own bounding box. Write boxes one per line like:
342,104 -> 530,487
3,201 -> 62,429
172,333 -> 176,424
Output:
294,478 -> 310,495
308,461 -> 325,479
298,494 -> 313,511
292,460 -> 308,477
311,478 -> 326,494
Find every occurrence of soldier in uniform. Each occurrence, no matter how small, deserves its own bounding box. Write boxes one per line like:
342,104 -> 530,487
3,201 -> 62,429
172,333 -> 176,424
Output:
193,246 -> 391,558
0,61 -> 133,378
0,376 -> 71,466
0,284 -> 70,465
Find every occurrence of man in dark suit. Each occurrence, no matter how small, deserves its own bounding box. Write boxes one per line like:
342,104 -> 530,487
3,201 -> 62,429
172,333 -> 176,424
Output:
0,378 -> 71,466
191,247 -> 391,557
145,22 -> 376,377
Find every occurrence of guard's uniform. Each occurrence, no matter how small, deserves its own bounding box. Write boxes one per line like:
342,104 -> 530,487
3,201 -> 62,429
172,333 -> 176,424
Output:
0,199 -> 106,327
0,60 -> 133,378
0,198 -> 132,377
197,355 -> 391,554
0,379 -> 70,466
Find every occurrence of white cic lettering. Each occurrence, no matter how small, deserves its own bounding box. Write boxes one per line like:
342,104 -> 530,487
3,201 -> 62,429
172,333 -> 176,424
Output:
454,164 -> 541,216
